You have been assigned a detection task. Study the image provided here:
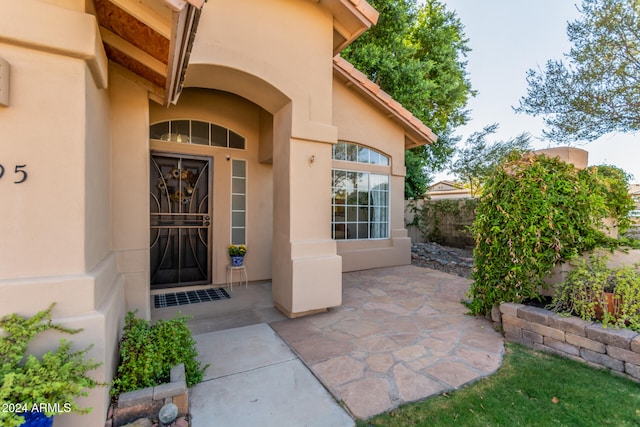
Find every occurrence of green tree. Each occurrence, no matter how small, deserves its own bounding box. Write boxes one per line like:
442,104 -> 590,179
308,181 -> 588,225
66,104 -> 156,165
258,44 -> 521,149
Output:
515,0 -> 640,143
449,124 -> 531,197
342,0 -> 474,197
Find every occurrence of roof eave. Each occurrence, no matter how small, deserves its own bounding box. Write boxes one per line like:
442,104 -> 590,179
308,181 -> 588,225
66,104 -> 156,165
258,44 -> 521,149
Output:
93,0 -> 204,106
318,0 -> 379,55
165,2 -> 202,106
333,55 -> 437,148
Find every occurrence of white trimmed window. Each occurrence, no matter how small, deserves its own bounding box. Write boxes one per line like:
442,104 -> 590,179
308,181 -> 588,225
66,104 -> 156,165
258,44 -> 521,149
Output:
231,160 -> 246,244
332,142 -> 390,240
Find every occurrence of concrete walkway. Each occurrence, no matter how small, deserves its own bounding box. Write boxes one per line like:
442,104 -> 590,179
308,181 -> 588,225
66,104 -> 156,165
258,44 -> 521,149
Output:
189,323 -> 354,427
186,265 -> 504,424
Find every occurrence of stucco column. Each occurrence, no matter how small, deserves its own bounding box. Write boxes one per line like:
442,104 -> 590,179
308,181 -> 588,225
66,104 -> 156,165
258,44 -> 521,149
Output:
271,107 -> 342,318
0,3 -> 123,427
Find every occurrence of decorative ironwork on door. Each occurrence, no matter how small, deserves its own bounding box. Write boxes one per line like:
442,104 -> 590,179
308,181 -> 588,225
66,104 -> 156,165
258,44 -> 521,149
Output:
150,154 -> 211,289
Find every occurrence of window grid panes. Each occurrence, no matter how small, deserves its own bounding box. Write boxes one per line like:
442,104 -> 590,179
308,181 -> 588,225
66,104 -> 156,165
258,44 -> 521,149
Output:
150,120 -> 246,149
332,141 -> 389,165
231,160 -> 246,245
332,169 -> 389,240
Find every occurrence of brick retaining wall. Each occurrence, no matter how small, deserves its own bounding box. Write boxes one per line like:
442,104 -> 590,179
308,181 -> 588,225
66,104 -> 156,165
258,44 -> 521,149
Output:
499,303 -> 640,381
107,363 -> 189,427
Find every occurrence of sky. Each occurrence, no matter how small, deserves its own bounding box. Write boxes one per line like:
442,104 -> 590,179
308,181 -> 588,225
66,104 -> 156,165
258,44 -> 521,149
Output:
437,0 -> 640,183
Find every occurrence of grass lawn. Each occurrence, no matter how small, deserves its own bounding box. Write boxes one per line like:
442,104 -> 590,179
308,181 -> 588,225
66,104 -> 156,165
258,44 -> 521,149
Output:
358,344 -> 640,427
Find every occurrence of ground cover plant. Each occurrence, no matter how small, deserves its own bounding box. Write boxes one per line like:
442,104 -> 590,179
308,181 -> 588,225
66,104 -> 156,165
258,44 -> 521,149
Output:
358,344 -> 640,427
466,154 -> 634,315
0,304 -> 102,427
110,311 -> 208,397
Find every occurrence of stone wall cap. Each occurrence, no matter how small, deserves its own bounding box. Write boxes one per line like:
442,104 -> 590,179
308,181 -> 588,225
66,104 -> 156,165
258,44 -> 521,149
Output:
170,363 -> 186,383
154,381 -> 187,401
118,387 -> 154,408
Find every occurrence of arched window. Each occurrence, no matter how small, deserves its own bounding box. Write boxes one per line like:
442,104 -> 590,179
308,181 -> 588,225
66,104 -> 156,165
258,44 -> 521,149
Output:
332,141 -> 389,165
150,120 -> 245,149
331,142 -> 390,240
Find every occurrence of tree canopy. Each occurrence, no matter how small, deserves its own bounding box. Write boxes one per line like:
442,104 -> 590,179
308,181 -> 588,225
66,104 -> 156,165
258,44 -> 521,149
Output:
515,0 -> 640,143
341,0 -> 474,197
448,124 -> 531,197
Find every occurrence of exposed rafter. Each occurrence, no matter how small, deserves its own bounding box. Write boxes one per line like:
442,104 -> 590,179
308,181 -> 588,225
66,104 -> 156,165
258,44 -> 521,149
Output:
92,0 -> 203,106
99,27 -> 167,76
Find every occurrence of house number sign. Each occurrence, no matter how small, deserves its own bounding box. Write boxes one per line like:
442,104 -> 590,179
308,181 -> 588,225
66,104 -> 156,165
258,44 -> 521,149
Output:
0,164 -> 28,184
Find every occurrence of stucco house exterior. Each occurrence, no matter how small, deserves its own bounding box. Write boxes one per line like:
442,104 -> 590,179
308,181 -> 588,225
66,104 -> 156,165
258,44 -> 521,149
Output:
0,0 -> 436,425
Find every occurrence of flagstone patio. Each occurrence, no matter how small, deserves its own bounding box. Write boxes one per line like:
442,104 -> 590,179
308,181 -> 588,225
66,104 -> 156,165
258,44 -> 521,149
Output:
271,265 -> 504,419
152,264 -> 505,421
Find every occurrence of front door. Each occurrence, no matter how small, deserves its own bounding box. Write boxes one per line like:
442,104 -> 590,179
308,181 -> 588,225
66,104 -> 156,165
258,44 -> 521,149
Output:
150,153 -> 212,289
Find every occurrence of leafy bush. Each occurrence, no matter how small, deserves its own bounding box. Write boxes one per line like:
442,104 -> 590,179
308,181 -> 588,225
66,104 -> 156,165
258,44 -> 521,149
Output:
551,254 -> 640,331
110,312 -> 208,397
0,304 -> 102,427
466,154 -> 634,315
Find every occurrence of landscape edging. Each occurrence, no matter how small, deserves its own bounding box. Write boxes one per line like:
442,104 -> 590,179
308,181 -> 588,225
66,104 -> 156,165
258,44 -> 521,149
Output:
499,303 -> 640,381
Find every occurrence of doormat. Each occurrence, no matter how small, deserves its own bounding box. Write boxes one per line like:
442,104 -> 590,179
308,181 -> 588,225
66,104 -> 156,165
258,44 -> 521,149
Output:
154,288 -> 230,308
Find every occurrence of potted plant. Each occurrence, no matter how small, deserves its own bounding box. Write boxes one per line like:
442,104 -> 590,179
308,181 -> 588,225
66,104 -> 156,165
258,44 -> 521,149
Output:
0,304 -> 103,427
551,254 -> 640,331
228,244 -> 247,266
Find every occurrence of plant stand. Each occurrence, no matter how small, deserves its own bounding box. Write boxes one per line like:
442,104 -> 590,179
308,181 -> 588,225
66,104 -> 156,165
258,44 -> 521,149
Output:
226,265 -> 247,291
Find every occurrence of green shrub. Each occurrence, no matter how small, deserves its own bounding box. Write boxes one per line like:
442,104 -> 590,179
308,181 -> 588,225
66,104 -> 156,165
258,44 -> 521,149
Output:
110,312 -> 208,397
0,304 -> 102,427
551,254 -> 640,331
466,154 -> 634,315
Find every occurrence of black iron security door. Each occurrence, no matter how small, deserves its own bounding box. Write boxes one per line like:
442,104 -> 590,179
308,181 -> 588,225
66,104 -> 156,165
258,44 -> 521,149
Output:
150,154 -> 212,289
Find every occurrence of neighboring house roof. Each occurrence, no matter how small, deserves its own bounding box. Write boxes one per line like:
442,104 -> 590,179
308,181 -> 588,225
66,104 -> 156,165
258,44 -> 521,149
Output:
333,55 -> 438,148
426,181 -> 471,199
429,180 -> 463,191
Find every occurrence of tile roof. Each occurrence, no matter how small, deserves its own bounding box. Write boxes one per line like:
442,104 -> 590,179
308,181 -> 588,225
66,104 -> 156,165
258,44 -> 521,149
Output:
333,55 -> 437,148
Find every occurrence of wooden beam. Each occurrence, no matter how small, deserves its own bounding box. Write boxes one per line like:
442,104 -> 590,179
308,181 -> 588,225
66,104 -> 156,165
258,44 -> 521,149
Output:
107,0 -> 172,38
100,26 -> 168,76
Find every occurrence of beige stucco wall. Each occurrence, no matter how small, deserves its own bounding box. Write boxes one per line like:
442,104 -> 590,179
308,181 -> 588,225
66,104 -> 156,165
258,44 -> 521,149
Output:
0,2 -> 122,426
331,77 -> 412,271
110,69 -> 152,318
189,0 -> 336,140
184,0 -> 343,316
